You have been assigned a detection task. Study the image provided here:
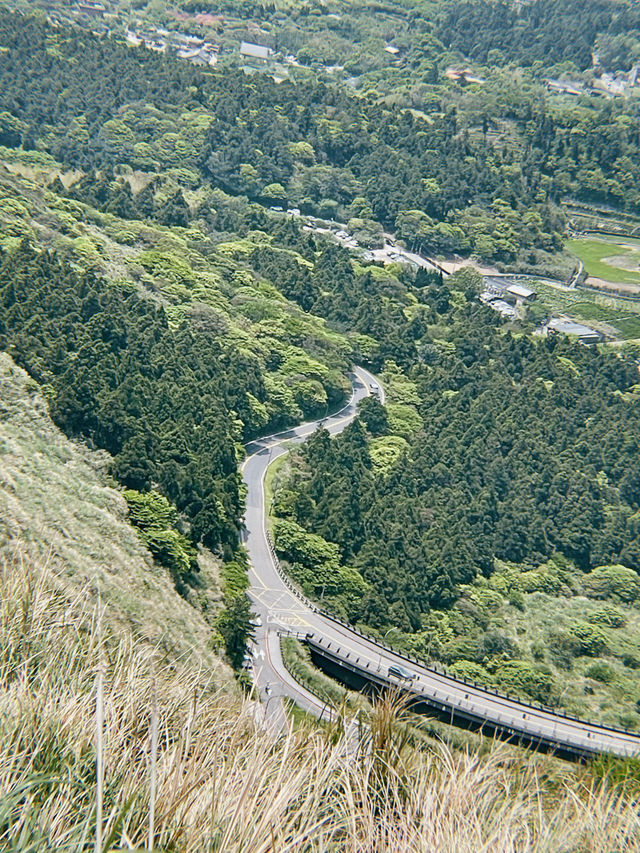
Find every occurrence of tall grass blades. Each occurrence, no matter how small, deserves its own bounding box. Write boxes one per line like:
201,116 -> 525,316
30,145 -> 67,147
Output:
1,548 -> 640,851
95,660 -> 104,853
148,680 -> 158,852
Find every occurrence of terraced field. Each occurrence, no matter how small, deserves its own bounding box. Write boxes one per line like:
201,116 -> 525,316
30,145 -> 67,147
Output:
531,279 -> 640,341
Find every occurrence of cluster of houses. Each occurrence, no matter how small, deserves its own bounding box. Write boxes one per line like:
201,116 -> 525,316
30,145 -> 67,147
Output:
42,3 -> 406,75
123,29 -> 287,69
120,26 -> 403,73
125,28 -> 220,66
123,27 -> 289,70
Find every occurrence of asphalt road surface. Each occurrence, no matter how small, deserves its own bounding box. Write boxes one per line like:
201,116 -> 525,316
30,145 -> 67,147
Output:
241,369 -> 640,757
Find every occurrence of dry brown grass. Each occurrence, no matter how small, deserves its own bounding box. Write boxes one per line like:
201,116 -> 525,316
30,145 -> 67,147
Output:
2,548 -> 640,852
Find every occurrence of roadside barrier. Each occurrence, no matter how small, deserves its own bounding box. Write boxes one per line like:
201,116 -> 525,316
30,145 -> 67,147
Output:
266,531 -> 640,746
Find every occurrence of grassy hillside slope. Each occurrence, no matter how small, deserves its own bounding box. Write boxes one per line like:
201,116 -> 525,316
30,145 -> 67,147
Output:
0,351 -> 228,666
2,533 -> 640,848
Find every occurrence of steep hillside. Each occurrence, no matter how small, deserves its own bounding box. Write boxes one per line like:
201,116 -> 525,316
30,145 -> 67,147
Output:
0,351 -> 229,669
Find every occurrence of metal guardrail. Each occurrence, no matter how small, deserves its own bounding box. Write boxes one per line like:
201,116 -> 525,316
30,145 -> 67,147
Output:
304,637 -> 610,759
266,531 -> 640,746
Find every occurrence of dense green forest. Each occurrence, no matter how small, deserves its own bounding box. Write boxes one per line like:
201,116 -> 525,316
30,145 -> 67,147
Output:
435,0 -> 640,71
0,123 -> 434,583
0,177 -> 394,562
0,243 -> 245,557
274,279 -> 640,616
0,171 -> 429,564
1,6 -> 640,268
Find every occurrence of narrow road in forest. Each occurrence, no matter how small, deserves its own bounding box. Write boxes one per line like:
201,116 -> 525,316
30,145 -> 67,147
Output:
241,369 -> 640,758
241,366 -> 382,729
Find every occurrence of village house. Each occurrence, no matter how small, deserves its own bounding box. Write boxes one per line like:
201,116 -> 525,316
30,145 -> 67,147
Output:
240,41 -> 274,61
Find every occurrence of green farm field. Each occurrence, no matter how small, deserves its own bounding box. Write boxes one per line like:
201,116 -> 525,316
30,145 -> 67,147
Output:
568,236 -> 640,285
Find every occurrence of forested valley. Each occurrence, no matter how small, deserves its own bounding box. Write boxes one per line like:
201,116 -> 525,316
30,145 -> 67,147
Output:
275,285 -> 640,616
3,5 -> 640,723
2,6 -> 640,265
271,276 -> 640,720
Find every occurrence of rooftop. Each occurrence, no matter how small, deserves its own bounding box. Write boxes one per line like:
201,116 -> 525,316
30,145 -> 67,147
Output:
240,41 -> 273,60
548,319 -> 601,339
507,283 -> 537,299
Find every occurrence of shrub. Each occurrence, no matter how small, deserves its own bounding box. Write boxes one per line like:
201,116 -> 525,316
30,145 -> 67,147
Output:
477,631 -> 520,661
124,488 -> 197,582
618,712 -> 640,731
440,636 -> 482,666
448,660 -> 494,686
507,589 -> 525,610
568,621 -> 608,656
369,435 -> 409,476
275,519 -> 371,621
493,660 -> 556,704
385,403 -> 424,439
274,518 -> 341,569
469,587 -> 504,613
547,630 -> 582,669
530,641 -> 546,662
519,568 -> 564,594
588,605 -> 627,628
583,565 -> 640,603
221,560 -> 249,597
585,662 -> 615,684
135,249 -> 195,286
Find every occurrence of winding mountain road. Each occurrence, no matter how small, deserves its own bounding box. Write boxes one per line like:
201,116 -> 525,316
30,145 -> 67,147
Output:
241,369 -> 640,757
241,366 -> 381,729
